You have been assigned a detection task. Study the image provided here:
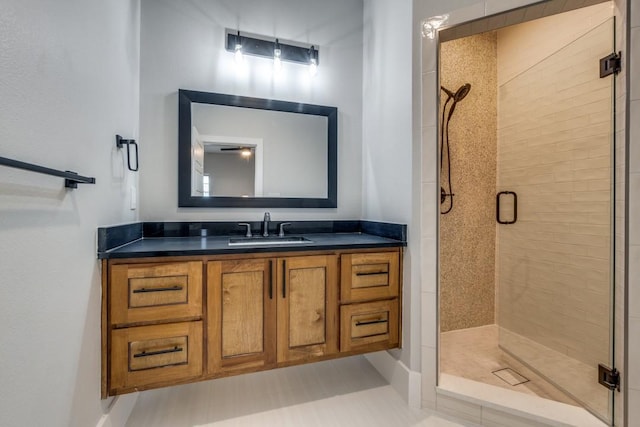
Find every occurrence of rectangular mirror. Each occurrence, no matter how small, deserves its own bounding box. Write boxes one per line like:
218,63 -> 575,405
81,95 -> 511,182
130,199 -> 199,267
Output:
178,90 -> 337,208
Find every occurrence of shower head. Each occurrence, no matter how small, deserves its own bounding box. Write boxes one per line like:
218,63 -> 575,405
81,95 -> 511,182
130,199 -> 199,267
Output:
446,83 -> 471,120
441,83 -> 471,103
454,83 -> 471,102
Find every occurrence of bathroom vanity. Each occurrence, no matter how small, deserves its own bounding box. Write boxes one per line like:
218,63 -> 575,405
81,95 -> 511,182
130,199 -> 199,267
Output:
98,221 -> 405,397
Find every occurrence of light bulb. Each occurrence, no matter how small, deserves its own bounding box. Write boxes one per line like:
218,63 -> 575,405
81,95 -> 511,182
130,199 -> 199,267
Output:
241,148 -> 252,157
309,58 -> 317,77
273,48 -> 282,73
234,43 -> 243,64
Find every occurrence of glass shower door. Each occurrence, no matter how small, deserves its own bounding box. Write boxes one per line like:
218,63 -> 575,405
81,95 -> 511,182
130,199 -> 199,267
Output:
497,18 -> 616,423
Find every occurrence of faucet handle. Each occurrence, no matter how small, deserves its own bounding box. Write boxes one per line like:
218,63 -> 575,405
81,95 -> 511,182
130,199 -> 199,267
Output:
238,223 -> 252,238
278,222 -> 292,237
264,212 -> 271,220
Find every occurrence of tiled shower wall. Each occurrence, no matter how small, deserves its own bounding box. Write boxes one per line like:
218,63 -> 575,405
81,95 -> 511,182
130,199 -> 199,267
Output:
439,33 -> 497,332
496,10 -> 613,370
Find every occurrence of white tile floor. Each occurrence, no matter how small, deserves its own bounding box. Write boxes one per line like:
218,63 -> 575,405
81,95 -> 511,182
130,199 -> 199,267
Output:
126,356 -> 472,427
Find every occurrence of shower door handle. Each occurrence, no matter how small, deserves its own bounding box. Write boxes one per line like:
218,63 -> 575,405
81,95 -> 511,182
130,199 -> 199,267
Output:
497,191 -> 517,224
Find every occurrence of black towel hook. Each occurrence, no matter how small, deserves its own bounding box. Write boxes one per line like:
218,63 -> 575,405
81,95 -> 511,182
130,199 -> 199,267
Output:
115,135 -> 139,172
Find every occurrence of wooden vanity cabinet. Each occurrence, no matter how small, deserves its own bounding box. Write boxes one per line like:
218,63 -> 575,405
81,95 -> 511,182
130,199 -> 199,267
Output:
103,248 -> 401,397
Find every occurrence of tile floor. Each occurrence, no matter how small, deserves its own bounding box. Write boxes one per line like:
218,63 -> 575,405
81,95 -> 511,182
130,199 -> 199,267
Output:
439,324 -> 579,406
126,356 -> 472,427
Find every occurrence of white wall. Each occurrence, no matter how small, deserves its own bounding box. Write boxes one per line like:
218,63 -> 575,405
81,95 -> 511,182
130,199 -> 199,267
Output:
362,0 -> 418,376
139,0 -> 363,221
0,1 -> 140,426
204,153 -> 255,196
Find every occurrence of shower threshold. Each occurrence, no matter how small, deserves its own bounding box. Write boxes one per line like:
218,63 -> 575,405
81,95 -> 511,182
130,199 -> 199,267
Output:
436,374 -> 606,427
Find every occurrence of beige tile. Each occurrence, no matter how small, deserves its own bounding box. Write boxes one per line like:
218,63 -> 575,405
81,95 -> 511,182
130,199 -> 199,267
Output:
422,182 -> 438,240
441,326 -> 581,407
481,407 -> 551,427
422,34 -> 438,73
422,291 -> 438,347
628,317 -> 640,390
629,174 -> 640,245
444,2 -> 486,28
423,345 -> 438,407
628,387 -> 640,426
632,0 -> 640,27
631,27 -> 640,101
629,246 -> 640,317
422,126 -> 439,184
421,236 -> 438,293
423,71 -> 438,128
629,100 -> 640,173
436,394 -> 482,424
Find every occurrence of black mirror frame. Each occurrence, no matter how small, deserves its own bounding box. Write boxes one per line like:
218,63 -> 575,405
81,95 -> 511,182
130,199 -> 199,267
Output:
178,89 -> 338,208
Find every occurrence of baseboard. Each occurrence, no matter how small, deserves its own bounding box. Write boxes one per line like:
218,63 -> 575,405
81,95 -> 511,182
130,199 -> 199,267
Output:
96,393 -> 139,427
365,351 -> 421,408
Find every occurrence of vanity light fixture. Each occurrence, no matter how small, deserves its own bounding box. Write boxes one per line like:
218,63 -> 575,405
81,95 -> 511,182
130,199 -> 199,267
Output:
421,14 -> 449,39
226,30 -> 319,71
240,148 -> 252,158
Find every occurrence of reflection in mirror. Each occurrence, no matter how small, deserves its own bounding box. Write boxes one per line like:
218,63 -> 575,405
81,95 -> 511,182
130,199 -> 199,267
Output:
191,127 -> 262,197
191,103 -> 327,198
179,90 -> 338,208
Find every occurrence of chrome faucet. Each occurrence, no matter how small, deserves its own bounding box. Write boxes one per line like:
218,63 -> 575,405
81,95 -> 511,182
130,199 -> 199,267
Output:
262,212 -> 271,237
278,222 -> 292,237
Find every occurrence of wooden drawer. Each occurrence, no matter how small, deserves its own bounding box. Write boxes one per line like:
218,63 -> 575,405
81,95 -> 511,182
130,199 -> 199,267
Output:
340,252 -> 399,303
110,261 -> 202,325
110,321 -> 203,393
340,299 -> 399,352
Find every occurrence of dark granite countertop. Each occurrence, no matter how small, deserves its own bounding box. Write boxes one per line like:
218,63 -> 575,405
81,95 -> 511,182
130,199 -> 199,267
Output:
98,221 -> 407,259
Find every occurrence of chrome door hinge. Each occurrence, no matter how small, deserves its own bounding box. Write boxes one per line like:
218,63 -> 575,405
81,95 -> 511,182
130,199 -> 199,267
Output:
598,363 -> 620,391
600,52 -> 622,78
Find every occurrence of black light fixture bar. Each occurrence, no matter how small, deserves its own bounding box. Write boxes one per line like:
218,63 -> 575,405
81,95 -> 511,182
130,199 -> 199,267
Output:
226,31 -> 319,65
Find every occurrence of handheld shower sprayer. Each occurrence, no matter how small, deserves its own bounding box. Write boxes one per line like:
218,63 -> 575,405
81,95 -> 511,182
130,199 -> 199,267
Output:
440,83 -> 471,214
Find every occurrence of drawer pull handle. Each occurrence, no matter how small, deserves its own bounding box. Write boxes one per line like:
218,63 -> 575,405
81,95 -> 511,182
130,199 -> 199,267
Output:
355,319 -> 388,326
282,259 -> 287,299
133,285 -> 183,293
355,271 -> 386,276
269,260 -> 273,300
133,346 -> 183,358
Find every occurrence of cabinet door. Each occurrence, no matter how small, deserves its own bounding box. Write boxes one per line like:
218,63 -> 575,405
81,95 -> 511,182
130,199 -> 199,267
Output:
207,259 -> 276,375
277,255 -> 338,363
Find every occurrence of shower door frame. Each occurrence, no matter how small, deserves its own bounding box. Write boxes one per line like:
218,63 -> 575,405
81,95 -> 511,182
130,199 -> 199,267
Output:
432,2 -> 619,425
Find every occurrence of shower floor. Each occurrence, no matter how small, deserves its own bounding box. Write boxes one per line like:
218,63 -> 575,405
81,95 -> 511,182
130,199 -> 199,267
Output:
440,324 -> 579,406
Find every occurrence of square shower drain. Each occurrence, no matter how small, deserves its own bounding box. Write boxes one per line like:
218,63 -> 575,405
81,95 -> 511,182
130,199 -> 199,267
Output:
492,367 -> 530,386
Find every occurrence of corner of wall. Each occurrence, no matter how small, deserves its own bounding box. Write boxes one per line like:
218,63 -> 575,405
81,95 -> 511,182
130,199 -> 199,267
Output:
365,351 -> 421,408
95,393 -> 139,427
